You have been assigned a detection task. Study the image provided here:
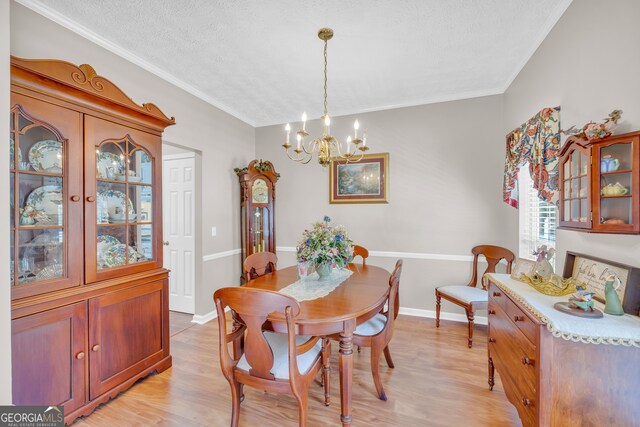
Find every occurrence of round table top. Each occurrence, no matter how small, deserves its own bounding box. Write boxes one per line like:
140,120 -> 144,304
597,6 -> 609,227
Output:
245,264 -> 391,329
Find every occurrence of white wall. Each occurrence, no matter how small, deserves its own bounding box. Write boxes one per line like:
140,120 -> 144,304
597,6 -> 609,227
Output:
10,2 -> 255,315
504,0 -> 640,269
256,95 -> 513,316
0,0 -> 13,404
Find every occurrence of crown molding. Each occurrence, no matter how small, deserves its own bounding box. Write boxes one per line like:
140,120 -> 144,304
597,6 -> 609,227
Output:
15,0 -> 256,127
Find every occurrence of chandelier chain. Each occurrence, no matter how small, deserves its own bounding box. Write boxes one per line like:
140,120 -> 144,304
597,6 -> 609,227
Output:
323,39 -> 328,117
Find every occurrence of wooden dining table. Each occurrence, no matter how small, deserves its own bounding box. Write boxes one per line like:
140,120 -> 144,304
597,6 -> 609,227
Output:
244,263 -> 391,426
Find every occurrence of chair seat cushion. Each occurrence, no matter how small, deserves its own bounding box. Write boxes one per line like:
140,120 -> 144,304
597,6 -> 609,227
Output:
236,332 -> 322,379
354,313 -> 387,336
438,285 -> 488,304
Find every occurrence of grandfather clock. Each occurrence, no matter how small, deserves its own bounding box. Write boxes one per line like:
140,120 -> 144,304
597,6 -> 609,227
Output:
235,160 -> 279,282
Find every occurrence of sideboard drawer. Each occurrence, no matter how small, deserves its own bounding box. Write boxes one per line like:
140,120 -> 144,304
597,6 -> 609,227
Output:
488,302 -> 537,390
497,360 -> 537,427
488,281 -> 507,310
503,295 -> 537,345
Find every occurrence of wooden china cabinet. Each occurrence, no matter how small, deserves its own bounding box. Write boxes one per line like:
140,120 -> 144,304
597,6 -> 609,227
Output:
559,131 -> 640,233
235,160 -> 279,282
9,57 -> 174,424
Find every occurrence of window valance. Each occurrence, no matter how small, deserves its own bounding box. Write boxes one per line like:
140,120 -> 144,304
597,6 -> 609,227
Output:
503,107 -> 561,208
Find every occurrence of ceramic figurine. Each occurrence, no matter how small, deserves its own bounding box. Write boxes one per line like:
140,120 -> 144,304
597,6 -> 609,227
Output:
568,286 -> 596,311
604,274 -> 625,316
533,245 -> 555,278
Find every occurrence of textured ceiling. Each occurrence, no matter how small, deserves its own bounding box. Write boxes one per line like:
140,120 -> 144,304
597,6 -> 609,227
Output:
21,0 -> 572,126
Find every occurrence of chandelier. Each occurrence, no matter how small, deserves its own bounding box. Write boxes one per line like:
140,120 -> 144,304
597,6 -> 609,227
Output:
282,28 -> 369,167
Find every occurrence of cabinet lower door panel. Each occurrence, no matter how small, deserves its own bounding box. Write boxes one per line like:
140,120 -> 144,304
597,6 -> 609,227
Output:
89,280 -> 166,399
11,302 -> 87,413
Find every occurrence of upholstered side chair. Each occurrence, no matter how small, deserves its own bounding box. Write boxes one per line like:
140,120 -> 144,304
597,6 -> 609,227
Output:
243,251 -> 277,283
352,245 -> 369,265
214,287 -> 331,427
435,245 -> 514,348
332,259 -> 403,401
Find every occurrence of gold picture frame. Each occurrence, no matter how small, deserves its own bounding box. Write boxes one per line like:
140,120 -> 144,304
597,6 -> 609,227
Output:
329,153 -> 389,204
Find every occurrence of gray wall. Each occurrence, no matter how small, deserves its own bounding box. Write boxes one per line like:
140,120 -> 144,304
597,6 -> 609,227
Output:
10,2 -> 255,316
504,0 -> 640,269
256,95 -> 513,316
1,0 -> 13,405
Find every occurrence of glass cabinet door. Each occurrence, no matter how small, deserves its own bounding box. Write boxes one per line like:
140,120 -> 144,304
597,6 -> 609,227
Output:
560,146 -> 591,228
10,97 -> 83,299
593,138 -> 639,232
85,116 -> 162,283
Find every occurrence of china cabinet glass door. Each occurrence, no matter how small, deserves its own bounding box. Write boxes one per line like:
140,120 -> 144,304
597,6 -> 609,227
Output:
10,97 -> 83,299
85,116 -> 162,283
593,137 -> 639,232
560,146 -> 591,229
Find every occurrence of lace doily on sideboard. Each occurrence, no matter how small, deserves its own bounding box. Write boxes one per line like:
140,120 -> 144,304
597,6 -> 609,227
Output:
279,268 -> 353,302
484,273 -> 640,348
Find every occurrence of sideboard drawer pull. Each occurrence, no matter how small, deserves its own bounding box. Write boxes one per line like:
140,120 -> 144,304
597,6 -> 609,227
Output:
521,356 -> 533,366
522,398 -> 531,407
488,337 -> 496,343
488,309 -> 496,315
513,315 -> 524,322
492,291 -> 501,297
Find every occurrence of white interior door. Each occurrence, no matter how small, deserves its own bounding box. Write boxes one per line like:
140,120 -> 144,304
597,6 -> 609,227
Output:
163,154 -> 196,314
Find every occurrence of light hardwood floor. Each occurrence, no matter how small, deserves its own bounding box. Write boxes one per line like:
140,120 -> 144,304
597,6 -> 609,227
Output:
74,314 -> 521,426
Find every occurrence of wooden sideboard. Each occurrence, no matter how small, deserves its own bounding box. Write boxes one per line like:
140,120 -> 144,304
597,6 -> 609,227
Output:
486,274 -> 639,427
10,57 -> 175,424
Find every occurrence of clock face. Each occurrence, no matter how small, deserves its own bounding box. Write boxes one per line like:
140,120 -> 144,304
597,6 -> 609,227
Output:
251,179 -> 269,204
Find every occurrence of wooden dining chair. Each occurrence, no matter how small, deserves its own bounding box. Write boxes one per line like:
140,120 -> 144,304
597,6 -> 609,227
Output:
435,245 -> 514,348
332,259 -> 403,401
352,245 -> 369,265
243,251 -> 277,283
214,287 -> 330,427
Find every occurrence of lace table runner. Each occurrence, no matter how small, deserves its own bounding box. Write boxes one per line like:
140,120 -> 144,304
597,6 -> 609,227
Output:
279,268 -> 353,302
485,273 -> 640,347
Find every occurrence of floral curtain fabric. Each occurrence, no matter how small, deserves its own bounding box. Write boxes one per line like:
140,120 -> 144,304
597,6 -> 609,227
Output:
503,107 -> 561,208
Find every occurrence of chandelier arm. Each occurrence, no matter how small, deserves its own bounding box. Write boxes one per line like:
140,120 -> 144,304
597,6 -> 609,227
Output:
301,138 -> 318,155
285,148 -> 308,163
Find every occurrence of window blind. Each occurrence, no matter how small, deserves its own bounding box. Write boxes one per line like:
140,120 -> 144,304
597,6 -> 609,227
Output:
518,164 -> 557,261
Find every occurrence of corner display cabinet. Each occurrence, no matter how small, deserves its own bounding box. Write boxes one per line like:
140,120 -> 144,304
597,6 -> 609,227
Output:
559,131 -> 640,233
235,160 -> 279,283
9,57 -> 174,424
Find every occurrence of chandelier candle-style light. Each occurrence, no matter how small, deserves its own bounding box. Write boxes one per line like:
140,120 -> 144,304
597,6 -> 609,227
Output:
282,28 -> 369,167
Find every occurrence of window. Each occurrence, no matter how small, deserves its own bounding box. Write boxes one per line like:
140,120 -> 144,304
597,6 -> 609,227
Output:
518,164 -> 557,261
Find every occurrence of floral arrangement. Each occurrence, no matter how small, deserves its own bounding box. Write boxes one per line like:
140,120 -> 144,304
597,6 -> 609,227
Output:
561,110 -> 622,141
296,216 -> 354,268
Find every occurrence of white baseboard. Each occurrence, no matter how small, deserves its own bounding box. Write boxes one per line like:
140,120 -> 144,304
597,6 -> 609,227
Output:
399,307 -> 488,325
191,307 -> 486,326
191,310 -> 217,325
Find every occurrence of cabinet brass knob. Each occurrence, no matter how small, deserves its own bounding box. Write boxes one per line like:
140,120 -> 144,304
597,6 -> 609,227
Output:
492,292 -> 501,297
71,195 -> 80,202
522,398 -> 531,407
488,337 -> 496,343
513,315 -> 524,322
92,344 -> 100,352
76,352 -> 85,360
488,309 -> 496,315
86,196 -> 96,202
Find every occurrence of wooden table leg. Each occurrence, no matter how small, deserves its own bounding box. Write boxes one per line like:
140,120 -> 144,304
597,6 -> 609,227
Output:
339,319 -> 356,426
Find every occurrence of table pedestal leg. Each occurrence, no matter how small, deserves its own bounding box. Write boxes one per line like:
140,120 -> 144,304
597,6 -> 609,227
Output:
339,319 -> 356,426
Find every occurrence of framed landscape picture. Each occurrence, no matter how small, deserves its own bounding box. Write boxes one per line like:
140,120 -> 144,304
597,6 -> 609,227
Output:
329,153 -> 389,204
